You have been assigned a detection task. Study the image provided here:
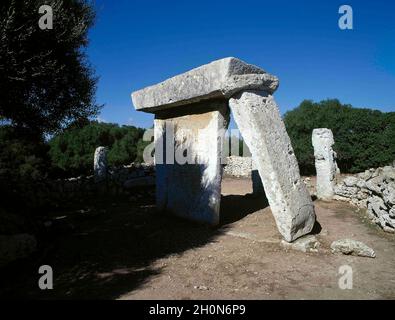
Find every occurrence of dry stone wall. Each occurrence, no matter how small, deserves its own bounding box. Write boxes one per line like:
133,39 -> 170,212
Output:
334,165 -> 395,233
21,163 -> 155,208
223,156 -> 252,178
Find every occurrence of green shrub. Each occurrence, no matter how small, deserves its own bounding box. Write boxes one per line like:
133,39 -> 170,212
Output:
284,99 -> 395,175
49,122 -> 147,175
0,126 -> 49,211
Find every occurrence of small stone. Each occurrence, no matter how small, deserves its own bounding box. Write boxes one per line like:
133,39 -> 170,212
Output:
382,166 -> 395,181
194,285 -> 208,291
389,207 -> 395,218
383,184 -> 395,205
343,176 -> 358,187
281,235 -> 320,253
365,176 -> 383,194
383,226 -> 395,233
320,229 -> 329,236
331,239 -> 375,258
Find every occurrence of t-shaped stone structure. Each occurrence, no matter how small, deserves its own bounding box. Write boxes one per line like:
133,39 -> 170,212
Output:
132,57 -> 315,242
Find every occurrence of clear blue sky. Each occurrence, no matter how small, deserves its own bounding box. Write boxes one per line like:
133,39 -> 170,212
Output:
87,0 -> 395,128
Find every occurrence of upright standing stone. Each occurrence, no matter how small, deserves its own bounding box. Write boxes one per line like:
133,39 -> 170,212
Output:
132,57 -> 315,241
229,91 -> 315,241
312,128 -> 339,200
94,146 -> 108,182
154,101 -> 229,225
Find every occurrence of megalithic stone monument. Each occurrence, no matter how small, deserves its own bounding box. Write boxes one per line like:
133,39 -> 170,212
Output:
132,57 -> 315,242
94,146 -> 108,182
312,128 -> 339,200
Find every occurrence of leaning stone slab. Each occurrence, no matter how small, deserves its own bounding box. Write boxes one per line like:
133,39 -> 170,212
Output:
229,91 -> 316,242
331,239 -> 375,258
312,128 -> 339,200
132,57 -> 279,113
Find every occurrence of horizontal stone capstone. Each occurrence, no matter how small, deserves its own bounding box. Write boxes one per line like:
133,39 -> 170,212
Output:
131,57 -> 279,113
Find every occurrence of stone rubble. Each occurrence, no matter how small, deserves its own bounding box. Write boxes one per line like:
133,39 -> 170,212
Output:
334,165 -> 395,233
281,235 -> 320,253
223,156 -> 252,178
330,239 -> 376,258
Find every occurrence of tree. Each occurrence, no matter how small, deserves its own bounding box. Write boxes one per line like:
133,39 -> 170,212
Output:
0,125 -> 49,211
0,0 -> 100,137
284,99 -> 395,175
49,122 -> 147,175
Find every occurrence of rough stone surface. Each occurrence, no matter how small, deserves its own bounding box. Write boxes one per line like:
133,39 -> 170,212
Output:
223,156 -> 252,178
154,100 -> 229,225
281,235 -> 320,253
312,128 -> 339,200
94,146 -> 108,182
331,239 -> 376,258
132,57 -> 279,113
229,90 -> 316,242
334,165 -> 395,232
0,233 -> 37,267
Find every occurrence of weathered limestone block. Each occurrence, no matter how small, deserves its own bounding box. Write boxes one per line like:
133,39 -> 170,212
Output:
312,128 -> 339,200
94,146 -> 108,182
132,57 -> 279,112
331,239 -> 375,258
229,90 -> 315,242
154,101 -> 229,225
223,156 -> 252,178
281,235 -> 320,253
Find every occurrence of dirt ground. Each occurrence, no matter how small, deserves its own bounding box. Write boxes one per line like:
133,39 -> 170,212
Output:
1,177 -> 394,299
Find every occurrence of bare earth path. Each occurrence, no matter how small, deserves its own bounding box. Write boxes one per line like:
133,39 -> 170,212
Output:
1,177 -> 394,299
120,178 -> 395,300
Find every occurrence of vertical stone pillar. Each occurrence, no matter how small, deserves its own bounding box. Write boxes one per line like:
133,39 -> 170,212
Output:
312,128 -> 339,200
229,90 -> 315,242
154,101 -> 229,225
94,146 -> 108,182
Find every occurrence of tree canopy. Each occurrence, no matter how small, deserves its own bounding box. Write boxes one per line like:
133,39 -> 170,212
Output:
0,0 -> 99,137
49,122 -> 149,175
284,99 -> 395,175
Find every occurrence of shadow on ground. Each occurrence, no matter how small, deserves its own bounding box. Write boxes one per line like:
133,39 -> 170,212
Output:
0,191 -> 268,300
220,194 -> 268,225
